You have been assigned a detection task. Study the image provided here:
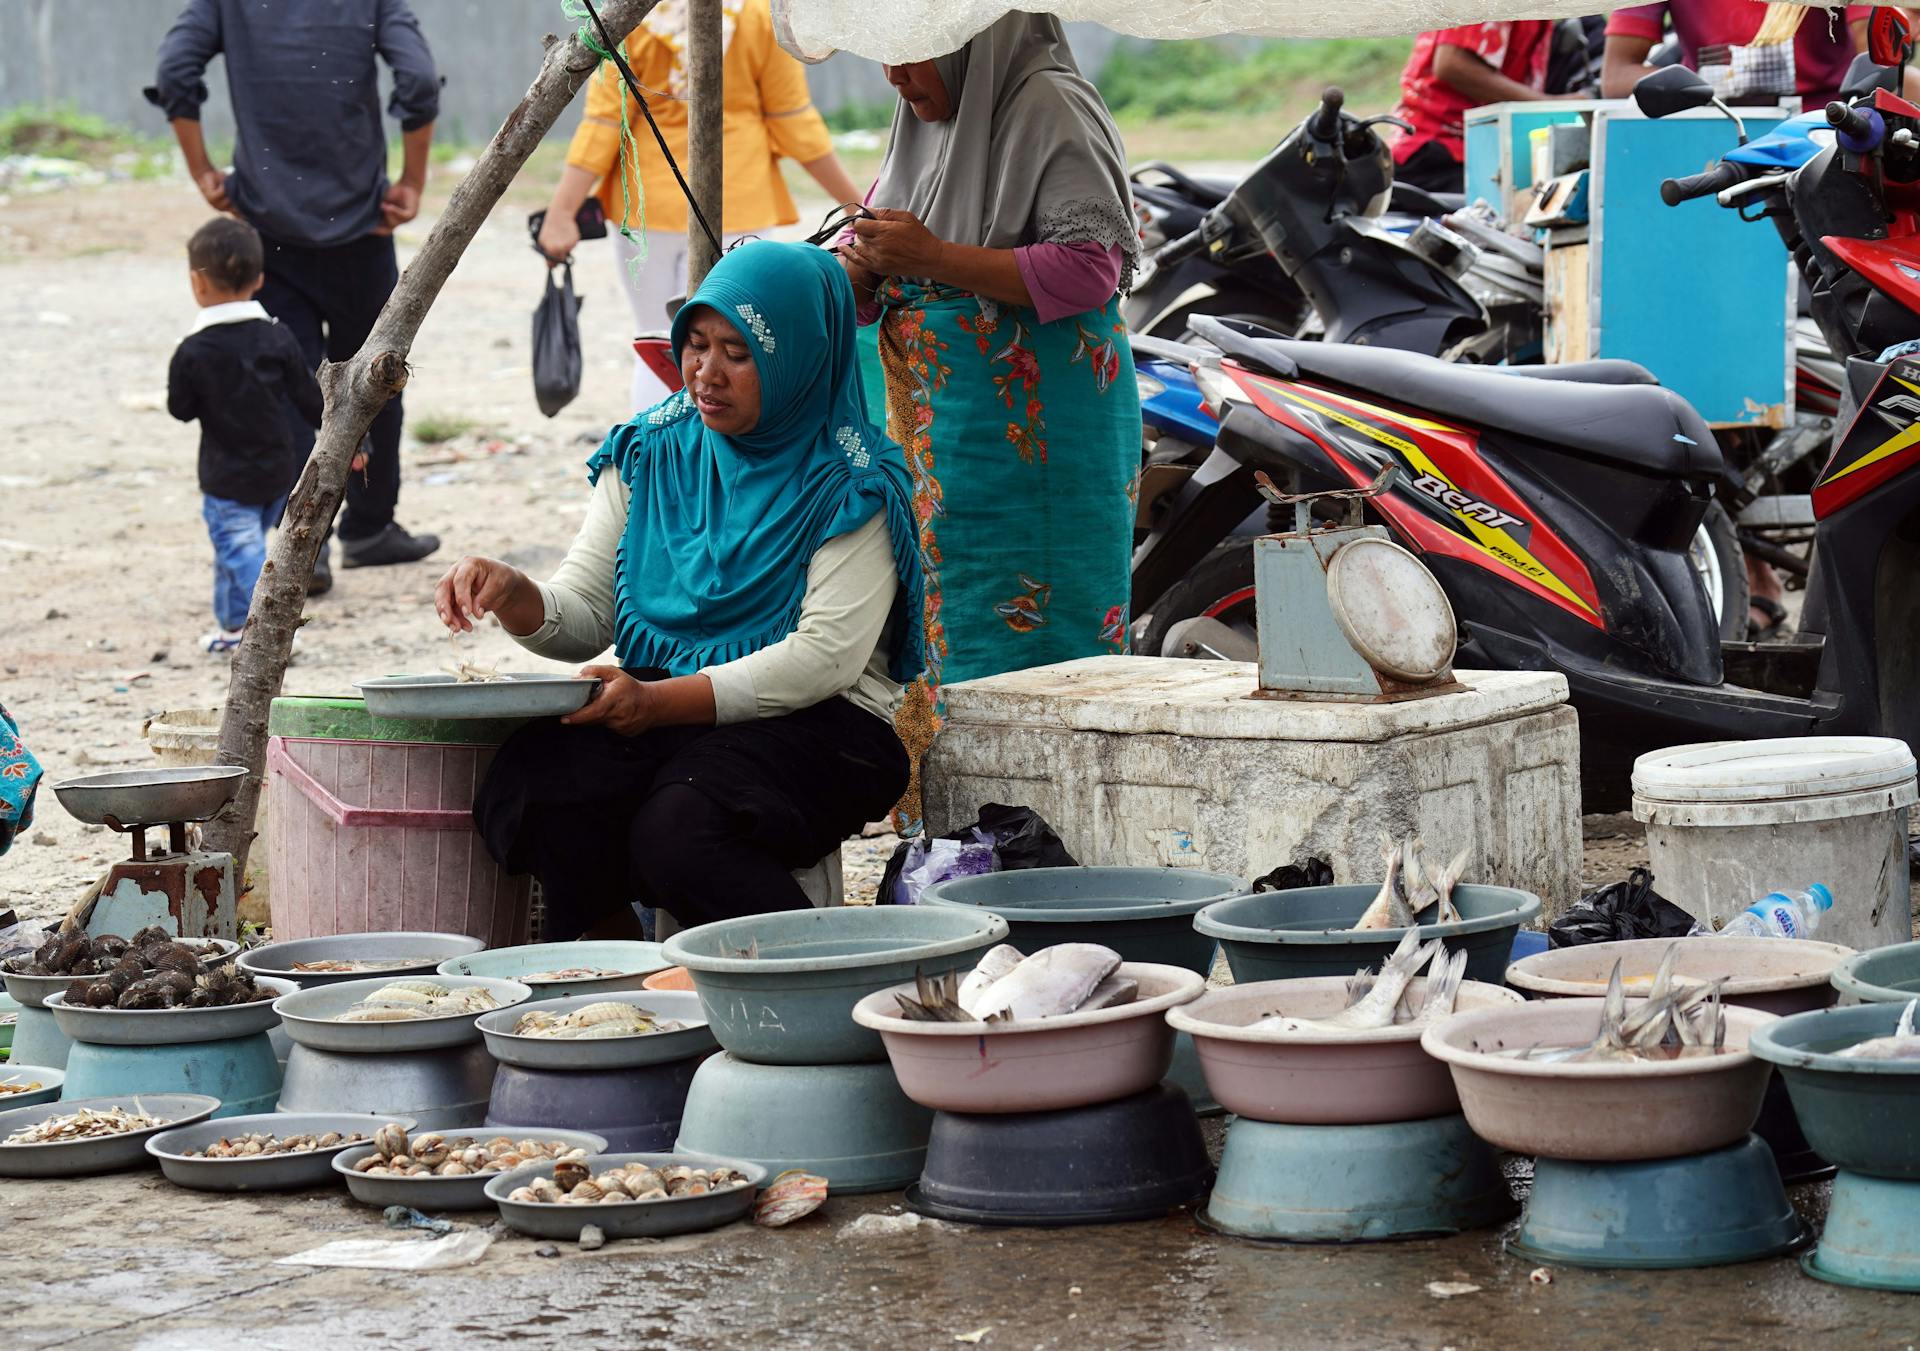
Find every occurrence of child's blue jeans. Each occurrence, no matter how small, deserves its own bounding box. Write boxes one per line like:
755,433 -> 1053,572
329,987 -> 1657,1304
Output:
202,493 -> 286,631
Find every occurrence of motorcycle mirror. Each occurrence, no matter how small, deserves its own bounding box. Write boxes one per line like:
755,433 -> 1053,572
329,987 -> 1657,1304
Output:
1841,50 -> 1902,99
1632,65 -> 1718,118
1868,5 -> 1914,67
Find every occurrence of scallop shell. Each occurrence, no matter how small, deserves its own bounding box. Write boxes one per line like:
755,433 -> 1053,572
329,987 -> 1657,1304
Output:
753,1170 -> 828,1227
553,1159 -> 590,1193
569,1180 -> 606,1203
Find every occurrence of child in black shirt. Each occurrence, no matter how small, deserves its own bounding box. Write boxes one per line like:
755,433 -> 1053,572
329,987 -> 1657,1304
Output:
167,217 -> 323,652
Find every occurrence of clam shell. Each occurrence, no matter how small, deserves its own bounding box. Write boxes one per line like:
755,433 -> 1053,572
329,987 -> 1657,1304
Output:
753,1170 -> 828,1227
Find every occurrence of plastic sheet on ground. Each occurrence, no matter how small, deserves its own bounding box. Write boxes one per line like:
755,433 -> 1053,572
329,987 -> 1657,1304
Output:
275,1229 -> 495,1271
773,0 -> 1630,63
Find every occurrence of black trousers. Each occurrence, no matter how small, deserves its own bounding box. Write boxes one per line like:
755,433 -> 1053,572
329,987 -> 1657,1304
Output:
257,232 -> 403,541
473,698 -> 910,941
1393,140 -> 1466,195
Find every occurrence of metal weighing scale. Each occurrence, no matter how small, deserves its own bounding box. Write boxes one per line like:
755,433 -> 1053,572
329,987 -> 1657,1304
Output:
10,767 -> 248,1070
1161,468 -> 1464,701
50,765 -> 245,940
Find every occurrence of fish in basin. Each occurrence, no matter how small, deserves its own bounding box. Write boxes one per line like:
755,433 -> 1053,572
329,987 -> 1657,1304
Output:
1836,999 -> 1920,1060
894,944 -> 1130,1022
1352,835 -> 1469,930
1508,947 -> 1729,1064
1250,930 -> 1459,1034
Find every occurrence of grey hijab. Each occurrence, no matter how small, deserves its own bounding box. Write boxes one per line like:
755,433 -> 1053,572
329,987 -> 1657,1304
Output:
869,12 -> 1139,292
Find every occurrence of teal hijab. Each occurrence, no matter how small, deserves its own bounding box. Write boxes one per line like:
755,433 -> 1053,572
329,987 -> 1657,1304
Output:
588,240 -> 925,684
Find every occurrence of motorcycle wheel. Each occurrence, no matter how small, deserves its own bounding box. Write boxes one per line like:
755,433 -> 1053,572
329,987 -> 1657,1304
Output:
1136,539 -> 1258,658
1691,501 -> 1750,642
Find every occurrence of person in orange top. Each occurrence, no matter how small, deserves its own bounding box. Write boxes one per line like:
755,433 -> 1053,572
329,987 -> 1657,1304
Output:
536,0 -> 863,409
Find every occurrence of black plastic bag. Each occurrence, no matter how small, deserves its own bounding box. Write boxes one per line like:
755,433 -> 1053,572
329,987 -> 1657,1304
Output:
1547,867 -> 1698,948
1252,856 -> 1335,892
878,803 -> 1078,905
532,262 -> 583,417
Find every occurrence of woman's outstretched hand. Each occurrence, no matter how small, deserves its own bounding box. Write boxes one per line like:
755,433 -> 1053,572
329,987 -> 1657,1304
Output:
435,556 -> 539,635
844,208 -> 946,277
563,666 -> 658,735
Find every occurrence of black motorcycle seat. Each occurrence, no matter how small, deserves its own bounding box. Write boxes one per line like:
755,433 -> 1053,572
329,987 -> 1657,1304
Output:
1499,360 -> 1659,386
1191,318 -> 1720,478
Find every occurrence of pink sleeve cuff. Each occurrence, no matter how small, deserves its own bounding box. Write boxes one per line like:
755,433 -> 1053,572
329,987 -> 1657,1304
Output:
1014,240 -> 1125,325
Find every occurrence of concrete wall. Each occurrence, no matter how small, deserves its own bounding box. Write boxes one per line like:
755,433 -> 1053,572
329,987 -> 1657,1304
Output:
0,0 -> 1123,143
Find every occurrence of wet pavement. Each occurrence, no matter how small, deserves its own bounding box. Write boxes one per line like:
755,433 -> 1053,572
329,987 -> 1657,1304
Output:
9,1123 -> 1919,1350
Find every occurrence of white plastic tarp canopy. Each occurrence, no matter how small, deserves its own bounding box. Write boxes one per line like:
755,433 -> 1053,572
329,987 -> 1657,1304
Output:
773,0 -> 1827,64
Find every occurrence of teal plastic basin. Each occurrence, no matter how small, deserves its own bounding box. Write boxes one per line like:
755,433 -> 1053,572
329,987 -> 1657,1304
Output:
662,907 -> 1007,1064
1802,1171 -> 1920,1291
675,1053 -> 932,1193
919,866 -> 1244,975
1194,885 -> 1541,985
1831,941 -> 1920,1004
1749,1002 -> 1920,1179
1510,1135 -> 1805,1269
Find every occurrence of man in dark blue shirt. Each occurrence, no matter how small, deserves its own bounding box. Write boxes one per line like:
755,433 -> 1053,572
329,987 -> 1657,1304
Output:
149,0 -> 445,591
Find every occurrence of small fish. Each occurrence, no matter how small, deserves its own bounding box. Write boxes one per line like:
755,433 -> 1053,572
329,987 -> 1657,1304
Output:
1836,999 -> 1920,1060
968,944 -> 1122,1021
1253,930 -> 1440,1034
1352,835 -> 1410,930
1416,947 -> 1469,1021
956,944 -> 1024,1014
1416,845 -> 1470,925
893,968 -> 981,1023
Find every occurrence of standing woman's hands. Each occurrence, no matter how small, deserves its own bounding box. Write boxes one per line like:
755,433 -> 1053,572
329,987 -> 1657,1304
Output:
843,209 -> 947,277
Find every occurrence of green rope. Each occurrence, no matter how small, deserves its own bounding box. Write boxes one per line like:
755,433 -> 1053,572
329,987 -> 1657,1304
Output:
562,0 -> 646,270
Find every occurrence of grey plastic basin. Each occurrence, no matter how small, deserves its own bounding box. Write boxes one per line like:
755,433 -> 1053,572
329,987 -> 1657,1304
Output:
919,866 -> 1242,975
1832,941 -> 1920,1005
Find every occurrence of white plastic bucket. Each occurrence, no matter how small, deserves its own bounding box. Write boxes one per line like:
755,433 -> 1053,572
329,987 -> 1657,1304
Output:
1632,738 -> 1917,952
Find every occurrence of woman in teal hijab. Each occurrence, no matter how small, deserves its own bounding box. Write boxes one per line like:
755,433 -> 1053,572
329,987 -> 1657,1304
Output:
440,241 -> 923,938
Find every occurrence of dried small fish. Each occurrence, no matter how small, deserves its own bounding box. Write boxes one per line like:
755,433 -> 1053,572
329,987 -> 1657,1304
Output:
445,634 -> 505,683
519,967 -> 633,983
5,1105 -> 167,1145
288,958 -> 430,974
0,1076 -> 46,1096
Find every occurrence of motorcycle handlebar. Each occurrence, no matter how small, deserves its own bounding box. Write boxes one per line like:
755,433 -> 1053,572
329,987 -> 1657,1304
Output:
1308,87 -> 1345,141
1154,228 -> 1207,268
1828,99 -> 1874,141
1660,159 -> 1750,207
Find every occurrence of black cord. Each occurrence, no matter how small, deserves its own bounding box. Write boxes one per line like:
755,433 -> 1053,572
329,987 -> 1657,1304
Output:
581,0 -> 724,257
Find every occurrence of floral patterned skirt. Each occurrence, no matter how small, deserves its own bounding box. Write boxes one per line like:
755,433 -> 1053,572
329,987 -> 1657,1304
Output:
874,281 -> 1140,830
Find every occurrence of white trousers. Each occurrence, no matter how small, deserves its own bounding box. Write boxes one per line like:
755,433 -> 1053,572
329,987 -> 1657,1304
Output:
613,227 -> 748,412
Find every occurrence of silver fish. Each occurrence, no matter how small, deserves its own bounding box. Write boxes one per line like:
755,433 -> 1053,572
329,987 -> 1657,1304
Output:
956,944 -> 1025,1014
1253,930 -> 1441,1033
1406,843 -> 1469,925
1836,999 -> 1920,1060
894,968 -> 985,1023
1081,975 -> 1140,1010
1352,835 -> 1411,930
967,944 -> 1122,1021
1414,947 -> 1469,1022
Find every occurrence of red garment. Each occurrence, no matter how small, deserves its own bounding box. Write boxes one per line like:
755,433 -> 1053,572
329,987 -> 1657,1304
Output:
1605,1 -> 1869,109
1392,22 -> 1556,165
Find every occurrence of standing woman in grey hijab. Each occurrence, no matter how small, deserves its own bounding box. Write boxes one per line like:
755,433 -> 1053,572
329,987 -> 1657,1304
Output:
841,12 -> 1141,829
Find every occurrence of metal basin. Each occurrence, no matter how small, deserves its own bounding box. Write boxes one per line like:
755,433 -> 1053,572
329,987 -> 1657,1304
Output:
47,976 -> 295,1046
1166,978 -> 1522,1125
1508,936 -> 1854,1016
4,938 -> 240,1009
240,933 -> 485,988
0,1065 -> 65,1110
334,1127 -> 610,1211
918,866 -> 1243,975
1421,998 -> 1775,1161
0,1093 -> 220,1178
486,1150 -> 766,1240
1832,940 -> 1920,1004
50,766 -> 246,827
278,1042 -> 496,1130
146,1112 -> 414,1192
355,673 -> 599,720
676,1053 -> 933,1193
1749,1002 -> 1920,1179
475,990 -> 715,1071
274,975 -> 531,1053
663,908 -> 1008,1065
852,963 -> 1205,1114
438,941 -> 670,1001
909,1083 -> 1210,1227
1194,885 -> 1541,986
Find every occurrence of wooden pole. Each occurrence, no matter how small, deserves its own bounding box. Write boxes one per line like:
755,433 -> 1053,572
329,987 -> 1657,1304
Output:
200,0 -> 661,876
685,0 -> 725,288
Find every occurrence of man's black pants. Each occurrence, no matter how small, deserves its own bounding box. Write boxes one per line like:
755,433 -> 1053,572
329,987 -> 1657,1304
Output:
258,231 -> 403,542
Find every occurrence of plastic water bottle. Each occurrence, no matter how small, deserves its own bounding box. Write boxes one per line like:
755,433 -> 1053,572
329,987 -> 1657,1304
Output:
1713,885 -> 1834,939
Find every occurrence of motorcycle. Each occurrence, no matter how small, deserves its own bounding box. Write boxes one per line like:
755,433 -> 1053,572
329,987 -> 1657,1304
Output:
1133,38 -> 1920,803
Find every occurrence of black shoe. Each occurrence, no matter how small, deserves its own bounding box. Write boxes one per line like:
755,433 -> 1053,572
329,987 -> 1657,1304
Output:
306,547 -> 333,596
341,523 -> 442,568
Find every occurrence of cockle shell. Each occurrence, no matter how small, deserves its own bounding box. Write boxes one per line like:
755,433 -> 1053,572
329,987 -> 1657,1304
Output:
553,1159 -> 590,1193
529,1177 -> 563,1203
753,1170 -> 828,1227
508,1186 -> 540,1203
569,1180 -> 606,1202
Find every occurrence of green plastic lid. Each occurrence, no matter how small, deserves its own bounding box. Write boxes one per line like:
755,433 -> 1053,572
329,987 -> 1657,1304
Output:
268,695 -> 524,746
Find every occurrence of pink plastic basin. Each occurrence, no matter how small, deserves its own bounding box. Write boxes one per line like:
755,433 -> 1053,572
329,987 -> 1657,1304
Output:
1421,998 -> 1776,1161
850,963 -> 1204,1114
1164,978 -> 1523,1125
1504,936 -> 1853,1017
